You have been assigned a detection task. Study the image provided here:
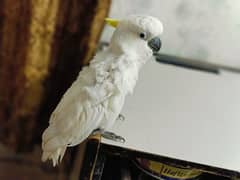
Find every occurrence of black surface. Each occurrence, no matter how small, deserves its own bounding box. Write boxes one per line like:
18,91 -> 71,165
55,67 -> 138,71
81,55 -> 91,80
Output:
79,140 -> 239,179
100,143 -> 240,179
100,154 -> 231,180
79,139 -> 100,180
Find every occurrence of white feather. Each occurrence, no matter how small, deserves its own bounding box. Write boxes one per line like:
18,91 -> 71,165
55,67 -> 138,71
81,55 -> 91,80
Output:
41,15 -> 163,166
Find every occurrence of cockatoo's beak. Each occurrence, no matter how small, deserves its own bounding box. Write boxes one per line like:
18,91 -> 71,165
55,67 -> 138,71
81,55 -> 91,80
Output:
148,37 -> 161,52
105,18 -> 119,28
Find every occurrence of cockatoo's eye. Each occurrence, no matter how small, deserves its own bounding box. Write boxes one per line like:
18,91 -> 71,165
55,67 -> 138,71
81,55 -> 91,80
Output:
139,32 -> 147,40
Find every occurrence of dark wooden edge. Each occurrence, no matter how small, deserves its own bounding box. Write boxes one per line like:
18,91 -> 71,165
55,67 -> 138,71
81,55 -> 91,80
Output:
99,143 -> 240,178
92,149 -> 106,180
79,139 -> 100,180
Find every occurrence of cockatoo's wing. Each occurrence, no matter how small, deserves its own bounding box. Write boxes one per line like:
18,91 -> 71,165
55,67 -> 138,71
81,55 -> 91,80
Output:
42,65 -> 117,166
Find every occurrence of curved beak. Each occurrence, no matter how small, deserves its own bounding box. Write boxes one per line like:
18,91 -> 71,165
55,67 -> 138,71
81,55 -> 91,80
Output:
148,37 -> 161,52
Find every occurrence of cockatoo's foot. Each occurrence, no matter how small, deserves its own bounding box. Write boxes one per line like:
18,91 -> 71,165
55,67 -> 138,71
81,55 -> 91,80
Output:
91,129 -> 125,143
101,131 -> 125,143
117,114 -> 125,121
91,128 -> 103,135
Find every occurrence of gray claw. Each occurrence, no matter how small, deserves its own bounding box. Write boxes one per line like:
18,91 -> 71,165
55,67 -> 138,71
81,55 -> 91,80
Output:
117,114 -> 125,121
102,131 -> 125,143
91,128 -> 103,135
115,135 -> 125,143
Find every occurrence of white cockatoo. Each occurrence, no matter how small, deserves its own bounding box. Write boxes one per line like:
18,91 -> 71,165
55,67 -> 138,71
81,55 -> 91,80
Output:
42,14 -> 163,166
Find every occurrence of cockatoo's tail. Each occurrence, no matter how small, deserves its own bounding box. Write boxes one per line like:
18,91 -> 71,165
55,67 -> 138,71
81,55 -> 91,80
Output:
42,15 -> 163,166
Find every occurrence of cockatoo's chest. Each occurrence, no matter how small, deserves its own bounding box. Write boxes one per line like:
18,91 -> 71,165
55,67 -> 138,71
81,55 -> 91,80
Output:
97,62 -> 140,129
112,58 -> 140,95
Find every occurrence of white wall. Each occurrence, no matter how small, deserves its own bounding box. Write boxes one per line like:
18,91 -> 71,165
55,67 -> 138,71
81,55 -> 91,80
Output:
101,0 -> 240,66
101,1 -> 240,171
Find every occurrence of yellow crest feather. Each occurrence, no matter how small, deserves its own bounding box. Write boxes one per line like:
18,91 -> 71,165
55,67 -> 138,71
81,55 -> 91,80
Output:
105,18 -> 119,28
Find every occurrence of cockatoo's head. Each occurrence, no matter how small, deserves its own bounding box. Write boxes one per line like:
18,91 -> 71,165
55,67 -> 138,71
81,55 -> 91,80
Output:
106,15 -> 163,62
